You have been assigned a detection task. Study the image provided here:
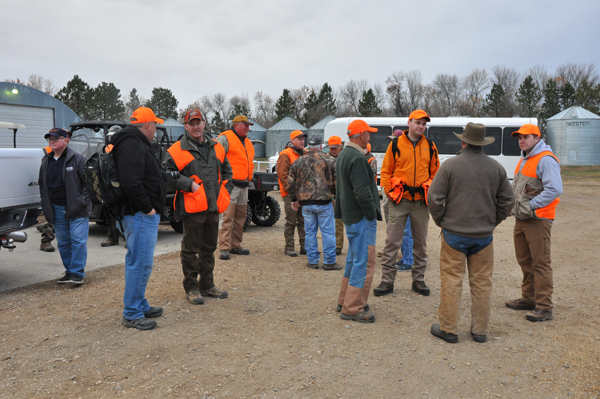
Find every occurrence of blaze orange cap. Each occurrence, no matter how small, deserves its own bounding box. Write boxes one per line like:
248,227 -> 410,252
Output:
512,124 -> 541,137
130,107 -> 164,124
290,130 -> 305,140
347,119 -> 377,136
408,109 -> 431,122
367,143 -> 372,152
328,136 -> 342,147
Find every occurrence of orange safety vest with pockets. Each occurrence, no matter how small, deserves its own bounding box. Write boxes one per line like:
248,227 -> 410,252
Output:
219,130 -> 254,183
278,147 -> 303,197
513,151 -> 560,220
167,140 -> 230,214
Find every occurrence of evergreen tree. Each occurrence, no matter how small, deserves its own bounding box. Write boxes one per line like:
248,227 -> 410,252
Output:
318,83 -> 337,115
540,79 -> 561,120
574,79 -> 600,114
228,103 -> 252,122
358,89 -> 382,117
55,75 -> 94,119
275,89 -> 295,121
124,88 -> 141,118
560,81 -> 576,109
481,83 -> 506,117
146,87 -> 178,120
209,111 -> 229,135
303,89 -> 321,126
516,75 -> 541,117
91,82 -> 125,120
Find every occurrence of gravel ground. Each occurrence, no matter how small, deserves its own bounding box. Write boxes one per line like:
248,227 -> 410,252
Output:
1,178 -> 599,398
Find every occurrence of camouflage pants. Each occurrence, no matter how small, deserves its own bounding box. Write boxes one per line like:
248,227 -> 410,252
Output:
38,222 -> 55,243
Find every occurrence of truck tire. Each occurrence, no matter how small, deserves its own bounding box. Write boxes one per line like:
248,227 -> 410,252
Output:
170,220 -> 183,233
244,205 -> 252,230
252,196 -> 281,227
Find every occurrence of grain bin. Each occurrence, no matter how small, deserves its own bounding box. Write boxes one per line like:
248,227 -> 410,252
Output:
247,118 -> 267,158
546,106 -> 600,165
266,117 -> 307,157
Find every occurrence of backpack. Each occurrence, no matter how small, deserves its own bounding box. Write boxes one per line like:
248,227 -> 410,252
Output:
84,135 -> 141,206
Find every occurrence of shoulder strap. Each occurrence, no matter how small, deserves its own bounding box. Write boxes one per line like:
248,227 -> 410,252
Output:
391,137 -> 400,160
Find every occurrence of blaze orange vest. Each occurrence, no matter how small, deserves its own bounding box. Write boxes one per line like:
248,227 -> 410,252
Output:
43,146 -> 52,155
219,130 -> 254,183
278,147 -> 303,197
367,155 -> 377,182
105,144 -> 114,153
514,151 -> 560,220
167,140 -> 230,214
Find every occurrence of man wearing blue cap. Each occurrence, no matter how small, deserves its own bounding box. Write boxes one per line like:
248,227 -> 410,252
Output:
38,127 -> 92,284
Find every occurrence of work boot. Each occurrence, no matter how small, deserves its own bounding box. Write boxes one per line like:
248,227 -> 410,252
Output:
336,303 -> 369,312
306,262 -> 318,269
430,323 -> 458,344
230,247 -> 250,255
101,239 -> 119,247
526,308 -> 553,322
471,330 -> 487,343
335,248 -> 342,255
299,247 -> 306,255
144,306 -> 163,318
200,286 -> 229,299
285,249 -> 298,257
412,281 -> 430,296
186,291 -> 205,305
219,250 -> 230,260
505,298 -> 536,310
122,317 -> 156,330
340,310 -> 375,323
322,262 -> 342,271
40,241 -> 55,252
373,281 -> 394,297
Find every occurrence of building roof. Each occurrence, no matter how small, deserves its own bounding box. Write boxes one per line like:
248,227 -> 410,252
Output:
548,106 -> 600,120
267,116 -> 307,131
162,117 -> 184,127
248,117 -> 267,131
309,115 -> 336,130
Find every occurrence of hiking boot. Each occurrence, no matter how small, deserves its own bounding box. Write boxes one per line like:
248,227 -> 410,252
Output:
40,242 -> 55,252
230,247 -> 250,255
122,317 -> 157,330
186,291 -> 205,305
299,248 -> 306,255
396,261 -> 412,272
430,323 -> 458,343
335,248 -> 342,255
200,286 -> 229,299
471,330 -> 487,343
336,303 -> 369,312
412,281 -> 430,296
373,281 -> 394,296
57,273 -> 72,284
526,308 -> 553,322
505,298 -> 536,311
144,306 -> 163,318
307,262 -> 319,269
101,239 -> 118,247
322,262 -> 342,271
219,250 -> 230,260
340,310 -> 375,323
285,249 -> 298,257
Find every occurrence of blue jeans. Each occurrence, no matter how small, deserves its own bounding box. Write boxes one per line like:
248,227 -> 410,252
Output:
52,205 -> 89,278
443,230 -> 493,256
344,217 -> 377,288
400,215 -> 413,265
302,203 -> 336,264
118,212 -> 160,320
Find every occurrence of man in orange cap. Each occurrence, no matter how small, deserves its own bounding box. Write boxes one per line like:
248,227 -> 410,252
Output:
277,130 -> 307,257
327,136 -> 345,255
112,107 -> 167,330
335,120 -> 381,323
217,115 -> 255,260
505,124 -> 562,322
375,109 -> 440,297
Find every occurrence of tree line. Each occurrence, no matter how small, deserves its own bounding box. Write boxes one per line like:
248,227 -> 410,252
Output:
4,63 -> 600,133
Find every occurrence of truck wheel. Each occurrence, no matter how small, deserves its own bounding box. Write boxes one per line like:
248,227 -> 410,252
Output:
170,220 -> 183,233
252,196 -> 281,227
244,205 -> 252,230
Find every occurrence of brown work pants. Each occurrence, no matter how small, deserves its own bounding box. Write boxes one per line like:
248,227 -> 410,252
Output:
219,186 -> 248,251
514,218 -> 554,310
335,218 -> 344,250
380,200 -> 429,283
283,195 -> 305,251
181,212 -> 219,293
438,235 -> 494,336
337,245 -> 376,315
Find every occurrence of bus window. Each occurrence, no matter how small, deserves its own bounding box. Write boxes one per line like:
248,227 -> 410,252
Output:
502,127 -> 521,156
427,126 -> 462,154
483,127 -> 502,155
369,125 -> 393,153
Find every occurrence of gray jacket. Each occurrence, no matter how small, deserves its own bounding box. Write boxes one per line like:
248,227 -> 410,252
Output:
39,146 -> 92,222
428,145 -> 515,238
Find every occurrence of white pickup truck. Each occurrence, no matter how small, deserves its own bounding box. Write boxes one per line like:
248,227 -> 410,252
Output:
0,122 -> 42,251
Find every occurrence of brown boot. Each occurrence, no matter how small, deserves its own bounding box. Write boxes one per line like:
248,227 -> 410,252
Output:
505,298 -> 536,310
526,308 -> 553,322
373,281 -> 394,296
40,241 -> 55,252
101,239 -> 119,247
340,310 -> 375,323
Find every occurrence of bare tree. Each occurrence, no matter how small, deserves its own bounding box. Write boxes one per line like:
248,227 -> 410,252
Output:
405,70 -> 425,112
339,79 -> 369,116
254,91 -> 276,128
26,74 -> 56,95
372,82 -> 386,114
385,71 -> 405,116
289,86 -> 310,122
555,63 -> 599,90
432,73 -> 462,116
491,65 -> 521,115
460,69 -> 490,116
528,65 -> 550,96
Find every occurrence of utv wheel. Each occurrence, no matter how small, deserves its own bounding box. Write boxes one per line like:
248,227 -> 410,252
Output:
252,196 -> 281,227
170,220 -> 183,233
244,205 -> 252,230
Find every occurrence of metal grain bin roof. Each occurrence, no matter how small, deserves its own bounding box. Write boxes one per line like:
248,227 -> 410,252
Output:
266,117 -> 308,157
248,118 -> 267,131
547,106 -> 600,121
309,115 -> 336,131
267,116 -> 307,132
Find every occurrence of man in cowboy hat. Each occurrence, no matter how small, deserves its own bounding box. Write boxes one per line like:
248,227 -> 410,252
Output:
427,122 -> 514,343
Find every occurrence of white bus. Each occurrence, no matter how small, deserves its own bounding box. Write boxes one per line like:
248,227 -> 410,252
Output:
323,116 -> 537,180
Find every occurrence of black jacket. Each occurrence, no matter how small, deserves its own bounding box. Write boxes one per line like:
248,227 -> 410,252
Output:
112,126 -> 167,215
39,146 -> 92,222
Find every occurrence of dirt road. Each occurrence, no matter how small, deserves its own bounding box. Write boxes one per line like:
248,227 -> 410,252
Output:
1,177 -> 599,398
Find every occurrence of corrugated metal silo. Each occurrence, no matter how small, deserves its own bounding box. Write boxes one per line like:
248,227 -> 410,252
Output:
266,117 -> 308,157
161,118 -> 185,141
546,106 -> 600,165
247,117 -> 267,158
307,115 -> 336,143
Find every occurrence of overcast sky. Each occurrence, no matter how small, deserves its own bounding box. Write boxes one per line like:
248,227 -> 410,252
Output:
4,0 -> 600,109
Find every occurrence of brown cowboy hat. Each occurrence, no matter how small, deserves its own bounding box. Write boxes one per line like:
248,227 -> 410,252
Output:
453,122 -> 495,146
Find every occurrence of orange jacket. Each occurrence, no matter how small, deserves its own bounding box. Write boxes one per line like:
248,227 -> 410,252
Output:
513,151 -> 560,220
380,131 -> 439,202
277,147 -> 306,197
43,146 -> 52,155
219,129 -> 255,184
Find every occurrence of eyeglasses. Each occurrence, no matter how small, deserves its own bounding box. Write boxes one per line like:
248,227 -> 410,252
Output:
47,137 -> 65,143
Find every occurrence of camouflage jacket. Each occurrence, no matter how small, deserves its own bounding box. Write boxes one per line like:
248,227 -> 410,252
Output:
288,150 -> 336,205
